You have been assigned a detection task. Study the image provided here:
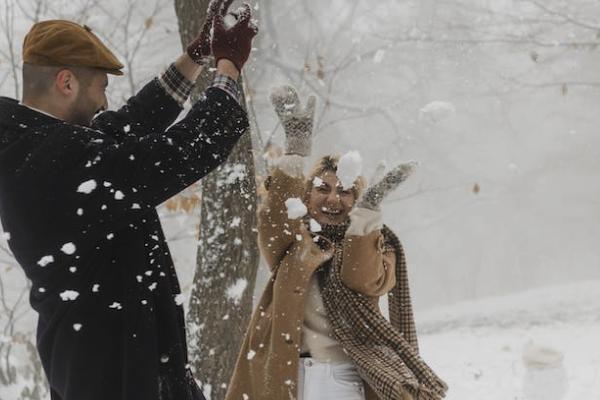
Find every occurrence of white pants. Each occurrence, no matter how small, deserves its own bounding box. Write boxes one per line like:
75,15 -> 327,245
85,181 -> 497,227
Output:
297,358 -> 365,400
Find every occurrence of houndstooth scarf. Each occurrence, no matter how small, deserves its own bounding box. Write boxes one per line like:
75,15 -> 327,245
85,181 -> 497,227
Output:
317,224 -> 448,400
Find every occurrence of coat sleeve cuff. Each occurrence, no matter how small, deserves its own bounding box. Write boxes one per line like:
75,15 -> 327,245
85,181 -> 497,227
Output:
346,207 -> 383,236
157,63 -> 194,107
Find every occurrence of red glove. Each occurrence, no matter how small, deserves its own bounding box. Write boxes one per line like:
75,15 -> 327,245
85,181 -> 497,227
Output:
211,3 -> 258,71
186,0 -> 234,64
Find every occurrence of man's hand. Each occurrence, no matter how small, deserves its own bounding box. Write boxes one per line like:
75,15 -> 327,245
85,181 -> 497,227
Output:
357,162 -> 417,210
186,0 -> 234,64
270,85 -> 316,157
212,3 -> 258,71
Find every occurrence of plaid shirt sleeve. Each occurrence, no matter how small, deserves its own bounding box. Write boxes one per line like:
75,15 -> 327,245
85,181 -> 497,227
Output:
157,63 -> 194,107
210,74 -> 241,104
158,64 -> 242,106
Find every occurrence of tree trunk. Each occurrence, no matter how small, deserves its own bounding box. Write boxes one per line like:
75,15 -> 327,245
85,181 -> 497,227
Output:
174,1 -> 260,399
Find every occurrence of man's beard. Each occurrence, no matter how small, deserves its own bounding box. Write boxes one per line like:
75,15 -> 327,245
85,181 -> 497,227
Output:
67,90 -> 98,126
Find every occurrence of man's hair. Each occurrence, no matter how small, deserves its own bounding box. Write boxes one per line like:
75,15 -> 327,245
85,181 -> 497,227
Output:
22,63 -> 96,100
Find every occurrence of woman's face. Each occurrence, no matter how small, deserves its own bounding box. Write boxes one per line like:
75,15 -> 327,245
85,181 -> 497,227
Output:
307,171 -> 356,226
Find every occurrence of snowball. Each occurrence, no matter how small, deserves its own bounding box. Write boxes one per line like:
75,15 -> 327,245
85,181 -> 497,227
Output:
373,49 -> 385,63
77,179 -> 97,194
38,287 -> 46,293
226,279 -> 248,304
61,243 -> 76,255
419,101 -> 456,123
123,124 -> 131,133
175,294 -> 185,306
69,266 -> 77,273
108,302 -> 122,310
92,284 -> 100,293
114,190 -> 125,200
148,282 -> 157,291
231,217 -> 241,227
295,234 -> 303,241
107,233 -> 114,240
285,198 -> 307,219
132,203 -> 141,209
73,323 -> 82,331
76,208 -> 84,216
37,255 -> 54,267
337,151 -> 363,189
309,219 -> 322,233
523,342 -> 564,369
59,290 -> 79,301
246,350 -> 256,360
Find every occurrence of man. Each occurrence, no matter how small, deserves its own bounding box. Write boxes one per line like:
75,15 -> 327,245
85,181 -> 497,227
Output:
0,1 -> 257,399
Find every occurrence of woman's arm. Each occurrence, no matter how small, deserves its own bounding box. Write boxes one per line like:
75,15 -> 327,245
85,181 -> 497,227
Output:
340,207 -> 396,296
258,156 -> 306,270
259,85 -> 316,270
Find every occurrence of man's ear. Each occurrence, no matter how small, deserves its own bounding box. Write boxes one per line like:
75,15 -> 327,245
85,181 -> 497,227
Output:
55,69 -> 78,97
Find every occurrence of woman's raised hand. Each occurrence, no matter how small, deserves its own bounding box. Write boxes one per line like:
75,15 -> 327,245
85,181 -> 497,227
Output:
357,161 -> 417,210
270,85 -> 316,156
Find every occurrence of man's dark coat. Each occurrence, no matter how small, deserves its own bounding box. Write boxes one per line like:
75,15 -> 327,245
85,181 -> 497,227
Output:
0,79 -> 247,400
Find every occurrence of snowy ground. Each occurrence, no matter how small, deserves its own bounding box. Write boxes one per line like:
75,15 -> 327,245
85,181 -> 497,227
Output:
416,280 -> 600,400
2,278 -> 599,399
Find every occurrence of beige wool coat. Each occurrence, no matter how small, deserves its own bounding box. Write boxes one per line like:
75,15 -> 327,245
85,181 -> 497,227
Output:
225,168 -> 398,400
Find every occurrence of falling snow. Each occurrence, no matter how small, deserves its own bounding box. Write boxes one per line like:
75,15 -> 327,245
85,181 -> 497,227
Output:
59,290 -> 79,301
77,179 -> 97,194
309,219 -> 322,233
61,243 -> 76,255
37,255 -> 54,267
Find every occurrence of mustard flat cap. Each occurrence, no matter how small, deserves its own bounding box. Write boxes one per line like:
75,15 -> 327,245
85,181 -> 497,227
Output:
23,20 -> 124,75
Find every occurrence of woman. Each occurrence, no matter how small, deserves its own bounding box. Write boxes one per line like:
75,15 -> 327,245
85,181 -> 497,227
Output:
225,87 -> 447,400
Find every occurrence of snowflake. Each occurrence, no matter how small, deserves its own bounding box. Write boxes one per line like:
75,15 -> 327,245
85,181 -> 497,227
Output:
61,243 -> 76,255
59,290 -> 79,301
37,255 -> 54,267
77,179 -> 97,194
